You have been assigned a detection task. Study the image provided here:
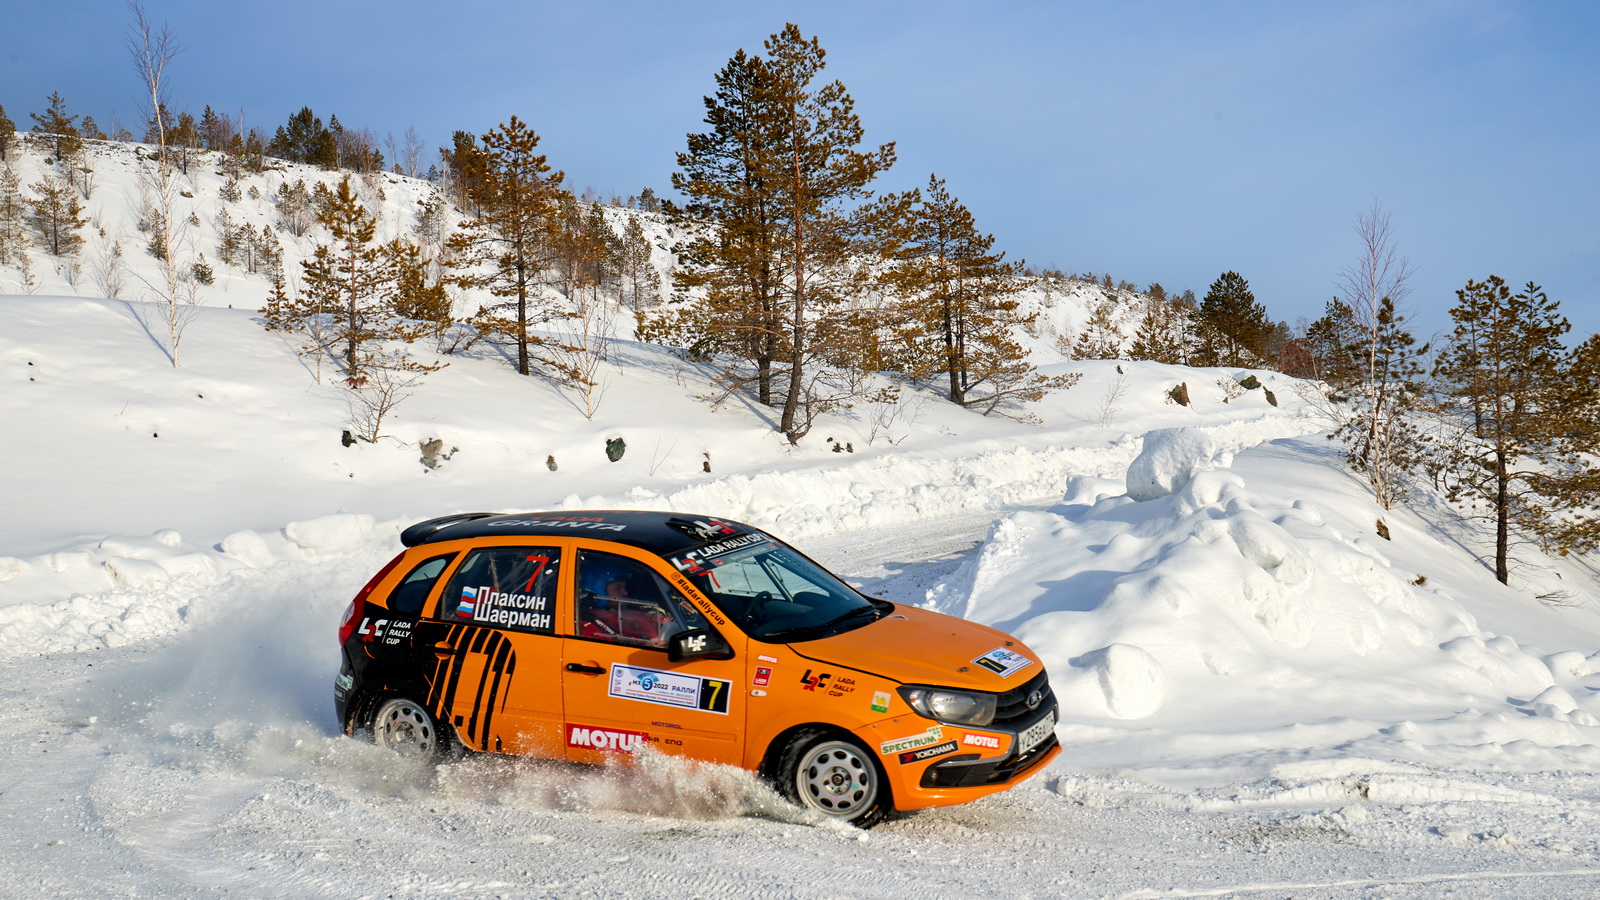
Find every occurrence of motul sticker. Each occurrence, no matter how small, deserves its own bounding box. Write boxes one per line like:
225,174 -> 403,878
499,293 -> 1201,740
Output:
567,724 -> 649,753
898,740 -> 958,765
879,726 -> 944,755
973,647 -> 1034,678
962,733 -> 1003,750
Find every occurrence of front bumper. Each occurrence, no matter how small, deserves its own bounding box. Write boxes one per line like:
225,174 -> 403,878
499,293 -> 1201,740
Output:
863,700 -> 1061,811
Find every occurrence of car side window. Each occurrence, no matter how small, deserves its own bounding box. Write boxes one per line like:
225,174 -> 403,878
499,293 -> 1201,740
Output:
575,551 -> 704,649
437,547 -> 560,636
388,553 -> 456,616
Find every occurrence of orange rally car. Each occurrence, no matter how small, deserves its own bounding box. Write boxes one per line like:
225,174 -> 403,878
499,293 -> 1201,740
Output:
334,510 -> 1060,827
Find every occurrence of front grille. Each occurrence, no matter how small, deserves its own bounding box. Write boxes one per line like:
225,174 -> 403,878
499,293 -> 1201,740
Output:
993,669 -> 1053,726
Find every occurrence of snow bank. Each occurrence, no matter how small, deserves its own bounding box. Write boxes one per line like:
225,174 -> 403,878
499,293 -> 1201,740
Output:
927,438 -> 1600,774
0,397 -> 1325,660
0,514 -> 398,658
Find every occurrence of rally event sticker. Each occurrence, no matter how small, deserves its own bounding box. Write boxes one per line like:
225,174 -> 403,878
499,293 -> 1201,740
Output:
609,664 -> 730,714
973,647 -> 1034,678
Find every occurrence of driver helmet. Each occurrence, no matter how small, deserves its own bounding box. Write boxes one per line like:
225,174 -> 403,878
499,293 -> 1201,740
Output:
580,558 -> 634,607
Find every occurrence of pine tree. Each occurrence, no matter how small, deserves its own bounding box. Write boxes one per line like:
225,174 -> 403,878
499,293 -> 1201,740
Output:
1129,290 -> 1199,365
1199,271 -> 1273,366
439,131 -> 489,215
198,106 -> 221,150
649,25 -> 902,442
266,176 -> 439,382
27,172 -> 86,256
0,166 -> 27,264
268,107 -> 337,167
29,92 -> 82,162
616,214 -> 659,310
889,174 -> 1059,412
645,46 -> 787,405
388,239 -> 451,325
1432,277 -> 1600,583
255,225 -> 283,281
448,115 -> 575,377
1072,298 -> 1123,360
1305,298 -> 1362,383
0,105 -> 15,162
170,110 -> 199,175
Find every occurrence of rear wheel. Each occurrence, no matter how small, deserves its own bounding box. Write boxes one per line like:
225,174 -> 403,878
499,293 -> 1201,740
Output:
368,696 -> 450,762
777,729 -> 890,828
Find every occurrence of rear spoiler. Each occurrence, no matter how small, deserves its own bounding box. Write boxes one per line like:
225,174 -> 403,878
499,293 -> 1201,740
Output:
400,512 -> 498,547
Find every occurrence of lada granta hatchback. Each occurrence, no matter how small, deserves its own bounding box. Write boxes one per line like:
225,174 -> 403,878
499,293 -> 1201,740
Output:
335,510 -> 1061,826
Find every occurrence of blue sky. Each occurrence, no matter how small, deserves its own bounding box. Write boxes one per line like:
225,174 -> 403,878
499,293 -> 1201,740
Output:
5,0 -> 1597,342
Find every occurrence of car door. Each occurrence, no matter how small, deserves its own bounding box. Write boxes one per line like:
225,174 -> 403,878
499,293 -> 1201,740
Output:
561,547 -> 746,765
419,543 -> 567,758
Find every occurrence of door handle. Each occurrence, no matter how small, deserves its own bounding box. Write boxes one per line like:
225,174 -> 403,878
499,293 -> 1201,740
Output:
566,662 -> 605,675
433,642 -> 455,657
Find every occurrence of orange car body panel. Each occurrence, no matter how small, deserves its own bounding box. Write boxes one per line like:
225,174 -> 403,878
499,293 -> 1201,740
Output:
345,520 -> 1059,814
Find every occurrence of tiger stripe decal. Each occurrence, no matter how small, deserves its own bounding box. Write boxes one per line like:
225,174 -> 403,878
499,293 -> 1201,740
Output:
427,624 -> 518,752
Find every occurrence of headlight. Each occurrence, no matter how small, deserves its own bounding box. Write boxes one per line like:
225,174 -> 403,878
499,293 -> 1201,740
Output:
897,686 -> 997,727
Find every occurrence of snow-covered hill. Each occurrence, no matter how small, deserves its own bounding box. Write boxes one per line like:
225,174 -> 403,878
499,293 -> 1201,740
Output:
6,141 -> 1600,897
1,135 -> 1151,353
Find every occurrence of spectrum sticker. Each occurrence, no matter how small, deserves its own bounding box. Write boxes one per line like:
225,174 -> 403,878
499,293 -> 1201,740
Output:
879,726 -> 944,756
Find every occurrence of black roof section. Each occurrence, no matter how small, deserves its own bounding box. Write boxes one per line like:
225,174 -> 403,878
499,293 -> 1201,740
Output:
400,510 -> 765,557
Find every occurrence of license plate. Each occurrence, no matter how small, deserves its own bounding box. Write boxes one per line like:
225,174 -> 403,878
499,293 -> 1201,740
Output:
1016,711 -> 1056,755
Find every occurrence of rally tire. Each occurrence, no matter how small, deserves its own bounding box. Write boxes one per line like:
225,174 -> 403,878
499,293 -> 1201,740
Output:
777,728 -> 890,828
367,695 -> 454,763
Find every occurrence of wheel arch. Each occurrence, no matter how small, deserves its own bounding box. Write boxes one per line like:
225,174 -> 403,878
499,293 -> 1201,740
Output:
759,722 -> 861,780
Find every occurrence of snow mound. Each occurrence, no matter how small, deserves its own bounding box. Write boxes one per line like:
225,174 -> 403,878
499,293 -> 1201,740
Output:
927,438 -> 1600,773
1125,426 -> 1232,500
1071,643 -> 1166,719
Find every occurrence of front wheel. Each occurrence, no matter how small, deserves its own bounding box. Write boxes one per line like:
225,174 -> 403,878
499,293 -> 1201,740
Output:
368,696 -> 451,762
777,729 -> 890,828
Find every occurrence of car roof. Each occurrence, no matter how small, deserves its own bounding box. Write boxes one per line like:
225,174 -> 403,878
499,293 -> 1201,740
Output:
400,510 -> 764,557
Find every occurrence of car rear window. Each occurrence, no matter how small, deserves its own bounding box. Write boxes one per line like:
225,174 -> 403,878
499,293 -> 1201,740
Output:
388,553 -> 456,616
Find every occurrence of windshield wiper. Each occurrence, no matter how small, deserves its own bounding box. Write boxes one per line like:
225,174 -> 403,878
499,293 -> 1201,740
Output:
763,606 -> 879,642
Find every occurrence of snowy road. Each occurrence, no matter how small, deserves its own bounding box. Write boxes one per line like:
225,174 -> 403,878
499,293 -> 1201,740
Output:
8,507 -> 1600,899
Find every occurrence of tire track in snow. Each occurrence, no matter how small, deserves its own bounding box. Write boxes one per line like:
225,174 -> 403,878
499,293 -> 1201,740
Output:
1118,866 -> 1600,898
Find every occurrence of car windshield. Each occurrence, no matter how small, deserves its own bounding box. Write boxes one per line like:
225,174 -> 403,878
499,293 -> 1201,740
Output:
666,535 -> 887,642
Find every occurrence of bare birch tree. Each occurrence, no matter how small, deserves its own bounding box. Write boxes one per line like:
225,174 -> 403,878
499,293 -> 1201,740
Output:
127,2 -> 196,367
1329,202 -> 1424,509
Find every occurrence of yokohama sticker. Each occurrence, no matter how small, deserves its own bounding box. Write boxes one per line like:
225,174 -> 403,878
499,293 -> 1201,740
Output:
879,726 -> 944,755
973,647 -> 1034,678
567,724 -> 650,753
609,664 -> 731,714
898,740 -> 958,765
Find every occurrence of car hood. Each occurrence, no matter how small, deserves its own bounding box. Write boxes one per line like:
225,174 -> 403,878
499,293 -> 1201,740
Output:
788,605 -> 1042,690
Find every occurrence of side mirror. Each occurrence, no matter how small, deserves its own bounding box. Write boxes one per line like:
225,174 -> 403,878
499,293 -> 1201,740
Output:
668,628 -> 734,662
